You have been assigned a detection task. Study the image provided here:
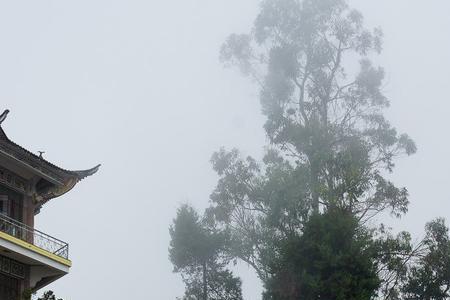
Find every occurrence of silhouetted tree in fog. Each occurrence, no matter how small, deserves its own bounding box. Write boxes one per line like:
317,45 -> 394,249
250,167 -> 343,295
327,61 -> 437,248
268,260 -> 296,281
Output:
216,0 -> 415,297
169,205 -> 243,300
170,0 -> 450,299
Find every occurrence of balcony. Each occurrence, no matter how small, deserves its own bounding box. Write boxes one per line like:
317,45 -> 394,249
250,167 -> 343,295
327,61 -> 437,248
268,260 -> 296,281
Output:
0,213 -> 71,291
0,213 -> 69,260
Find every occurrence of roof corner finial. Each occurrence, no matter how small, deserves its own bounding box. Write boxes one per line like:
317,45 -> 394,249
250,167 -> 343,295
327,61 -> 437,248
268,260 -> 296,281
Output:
38,151 -> 45,159
0,110 -> 10,125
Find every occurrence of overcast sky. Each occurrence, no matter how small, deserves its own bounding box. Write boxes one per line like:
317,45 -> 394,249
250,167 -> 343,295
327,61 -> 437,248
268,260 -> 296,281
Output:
0,1 -> 449,299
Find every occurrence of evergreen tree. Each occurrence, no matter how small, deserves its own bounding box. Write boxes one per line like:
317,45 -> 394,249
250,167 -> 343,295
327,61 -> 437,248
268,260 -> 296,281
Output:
264,209 -> 380,300
169,205 -> 243,300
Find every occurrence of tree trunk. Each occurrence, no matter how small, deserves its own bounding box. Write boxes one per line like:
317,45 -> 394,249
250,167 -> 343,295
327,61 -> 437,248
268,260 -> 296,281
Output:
202,262 -> 207,300
311,161 -> 320,213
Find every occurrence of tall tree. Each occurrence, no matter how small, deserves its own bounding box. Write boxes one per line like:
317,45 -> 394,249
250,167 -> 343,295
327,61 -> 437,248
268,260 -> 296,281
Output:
220,0 -> 415,222
168,0 -> 450,298
212,0 -> 416,295
169,205 -> 243,300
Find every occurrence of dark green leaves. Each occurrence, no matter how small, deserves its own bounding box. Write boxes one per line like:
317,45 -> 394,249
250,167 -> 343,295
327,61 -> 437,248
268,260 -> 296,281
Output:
264,210 -> 380,300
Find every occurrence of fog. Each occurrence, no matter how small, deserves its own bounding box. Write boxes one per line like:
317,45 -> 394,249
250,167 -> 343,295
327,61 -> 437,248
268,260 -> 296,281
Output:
0,0 -> 449,299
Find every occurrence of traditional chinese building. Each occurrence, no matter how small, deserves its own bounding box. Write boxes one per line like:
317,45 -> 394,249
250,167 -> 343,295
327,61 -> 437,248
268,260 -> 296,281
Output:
0,110 -> 99,299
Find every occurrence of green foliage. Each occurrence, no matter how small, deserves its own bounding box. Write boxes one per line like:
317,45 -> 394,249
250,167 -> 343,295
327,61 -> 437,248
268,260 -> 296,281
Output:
169,205 -> 243,300
264,210 -> 380,300
403,219 -> 450,299
210,148 -> 311,281
372,227 -> 415,299
180,266 -> 243,300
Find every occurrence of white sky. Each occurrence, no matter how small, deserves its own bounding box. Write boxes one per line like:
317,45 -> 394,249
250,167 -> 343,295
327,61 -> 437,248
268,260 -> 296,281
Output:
0,1 -> 449,299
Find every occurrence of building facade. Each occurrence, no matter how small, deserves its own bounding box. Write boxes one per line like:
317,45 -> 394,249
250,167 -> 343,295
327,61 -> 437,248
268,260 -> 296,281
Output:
0,110 -> 99,299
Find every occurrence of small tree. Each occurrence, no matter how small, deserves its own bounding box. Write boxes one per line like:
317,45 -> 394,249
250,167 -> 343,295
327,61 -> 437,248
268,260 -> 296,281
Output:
169,205 -> 243,300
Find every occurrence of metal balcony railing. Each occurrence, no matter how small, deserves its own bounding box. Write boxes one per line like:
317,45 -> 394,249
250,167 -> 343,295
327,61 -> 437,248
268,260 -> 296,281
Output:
0,213 -> 69,260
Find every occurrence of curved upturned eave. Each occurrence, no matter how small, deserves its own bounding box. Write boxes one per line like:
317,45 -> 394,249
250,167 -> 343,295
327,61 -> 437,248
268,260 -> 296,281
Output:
45,164 -> 101,199
34,164 -> 101,214
70,164 -> 102,181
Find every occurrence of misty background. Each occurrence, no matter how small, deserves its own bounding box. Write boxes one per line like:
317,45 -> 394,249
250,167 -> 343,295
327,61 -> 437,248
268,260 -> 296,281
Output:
0,0 -> 447,299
